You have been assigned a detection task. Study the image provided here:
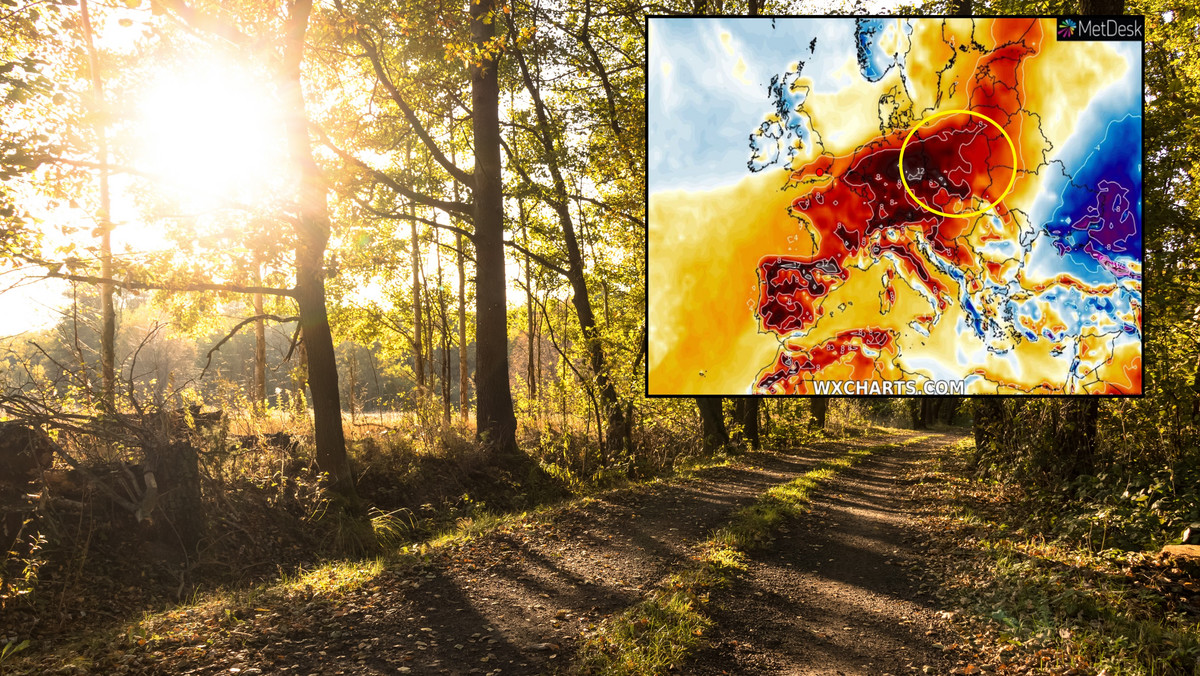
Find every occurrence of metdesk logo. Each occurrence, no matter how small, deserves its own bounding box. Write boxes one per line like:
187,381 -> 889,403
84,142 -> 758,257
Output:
1056,16 -> 1144,41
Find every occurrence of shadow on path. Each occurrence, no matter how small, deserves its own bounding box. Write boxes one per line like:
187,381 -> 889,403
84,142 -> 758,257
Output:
686,432 -> 969,676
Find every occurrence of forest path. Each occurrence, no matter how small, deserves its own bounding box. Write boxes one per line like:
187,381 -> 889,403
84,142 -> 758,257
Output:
10,429 -> 964,675
685,432 -> 968,675
367,431 -> 919,676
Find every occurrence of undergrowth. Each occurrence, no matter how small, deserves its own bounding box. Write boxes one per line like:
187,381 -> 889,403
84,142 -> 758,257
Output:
914,438 -> 1200,676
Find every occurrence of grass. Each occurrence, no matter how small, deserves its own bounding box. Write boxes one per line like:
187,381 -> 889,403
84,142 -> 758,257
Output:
574,434 -> 934,675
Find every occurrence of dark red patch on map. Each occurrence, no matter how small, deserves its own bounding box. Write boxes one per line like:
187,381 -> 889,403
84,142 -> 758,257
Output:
756,328 -> 894,393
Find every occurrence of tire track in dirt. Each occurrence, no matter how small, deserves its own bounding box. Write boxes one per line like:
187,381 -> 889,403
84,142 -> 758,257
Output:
685,432 -> 967,676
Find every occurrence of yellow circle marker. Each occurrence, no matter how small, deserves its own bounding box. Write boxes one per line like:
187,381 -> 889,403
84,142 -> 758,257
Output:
898,108 -> 1017,219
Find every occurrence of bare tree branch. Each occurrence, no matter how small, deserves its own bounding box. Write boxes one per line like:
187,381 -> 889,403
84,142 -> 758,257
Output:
201,314 -> 299,378
155,0 -> 255,47
36,268 -> 297,298
350,27 -> 473,187
318,127 -> 473,218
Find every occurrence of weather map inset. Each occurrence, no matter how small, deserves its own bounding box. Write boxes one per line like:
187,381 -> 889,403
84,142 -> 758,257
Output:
647,17 -> 1143,396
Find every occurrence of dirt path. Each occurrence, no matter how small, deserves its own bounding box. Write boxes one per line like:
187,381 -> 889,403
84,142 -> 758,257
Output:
686,432 -> 967,676
365,433 -> 914,676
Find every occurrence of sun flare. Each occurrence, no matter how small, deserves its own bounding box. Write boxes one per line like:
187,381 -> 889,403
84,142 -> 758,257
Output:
137,63 -> 287,208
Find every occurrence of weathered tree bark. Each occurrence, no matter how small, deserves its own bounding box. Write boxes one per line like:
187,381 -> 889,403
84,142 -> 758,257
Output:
79,0 -> 115,410
281,0 -> 356,500
471,0 -> 518,454
810,396 -> 829,429
697,398 -> 728,452
144,440 -> 203,553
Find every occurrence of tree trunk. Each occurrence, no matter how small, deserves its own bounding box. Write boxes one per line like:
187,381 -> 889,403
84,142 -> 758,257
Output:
511,31 -> 629,457
971,398 -> 1004,468
436,226 -> 451,424
520,199 -> 537,410
909,398 -> 925,429
471,0 -> 518,454
144,440 -> 203,554
921,398 -> 938,428
1058,399 -> 1099,478
936,396 -> 950,424
732,398 -> 760,449
253,262 -> 266,413
293,338 -> 308,415
79,0 -> 115,410
282,0 -> 356,501
346,347 -> 357,425
810,396 -> 828,429
409,155 -> 425,392
457,231 -> 470,422
697,398 -> 728,452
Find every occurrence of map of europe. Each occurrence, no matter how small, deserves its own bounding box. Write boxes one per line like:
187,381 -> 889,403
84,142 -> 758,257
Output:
647,17 -> 1142,395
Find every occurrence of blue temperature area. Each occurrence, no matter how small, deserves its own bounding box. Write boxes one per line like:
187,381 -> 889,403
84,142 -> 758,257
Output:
854,19 -> 909,83
1044,114 -> 1142,263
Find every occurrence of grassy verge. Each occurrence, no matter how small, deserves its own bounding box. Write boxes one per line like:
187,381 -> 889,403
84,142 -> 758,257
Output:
910,439 -> 1200,676
574,434 -> 934,676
